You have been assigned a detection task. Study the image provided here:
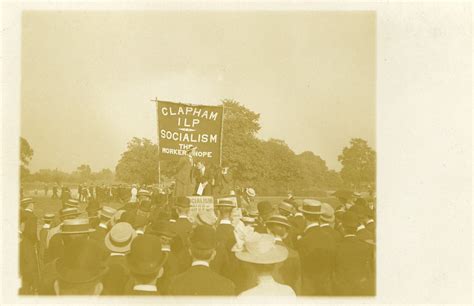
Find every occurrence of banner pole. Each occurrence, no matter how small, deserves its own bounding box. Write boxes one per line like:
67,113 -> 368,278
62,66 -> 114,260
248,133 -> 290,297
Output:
153,98 -> 161,185
219,104 -> 225,167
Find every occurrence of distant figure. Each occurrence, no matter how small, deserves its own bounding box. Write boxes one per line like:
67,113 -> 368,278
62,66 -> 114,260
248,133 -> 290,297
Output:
214,163 -> 233,196
52,185 -> 59,199
174,146 -> 196,197
194,161 -> 212,196
60,186 -> 71,207
44,184 -> 49,197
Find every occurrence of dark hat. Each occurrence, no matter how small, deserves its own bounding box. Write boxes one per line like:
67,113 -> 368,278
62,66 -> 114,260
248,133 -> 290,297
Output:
216,199 -> 235,208
266,215 -> 291,228
196,210 -> 217,226
342,211 -> 359,228
150,220 -> 176,238
190,225 -> 216,250
127,234 -> 164,276
138,199 -> 152,213
55,239 -> 109,284
65,199 -> 80,208
298,199 -> 322,215
176,196 -> 190,208
60,207 -> 81,219
20,198 -> 34,208
61,218 -> 95,234
355,198 -> 367,207
257,201 -> 273,216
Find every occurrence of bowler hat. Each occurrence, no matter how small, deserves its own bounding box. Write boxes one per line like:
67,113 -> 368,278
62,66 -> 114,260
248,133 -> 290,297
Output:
342,211 -> 359,228
235,233 -> 288,265
266,215 -> 291,228
55,239 -> 109,284
104,222 -> 137,253
176,196 -> 190,208
127,234 -> 164,276
257,201 -> 273,216
320,203 -> 335,223
61,218 -> 96,234
298,199 -> 322,215
190,225 -> 216,250
149,220 -> 176,238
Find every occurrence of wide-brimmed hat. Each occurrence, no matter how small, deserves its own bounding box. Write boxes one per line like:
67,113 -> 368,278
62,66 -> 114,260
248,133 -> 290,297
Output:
127,234 -> 164,276
320,203 -> 335,223
235,233 -> 288,264
196,210 -> 217,226
190,225 -> 216,250
65,199 -> 80,208
61,218 -> 95,234
265,215 -> 291,228
104,222 -> 137,253
245,188 -> 256,197
176,196 -> 190,208
60,207 -> 81,219
56,239 -> 109,284
298,199 -> 323,215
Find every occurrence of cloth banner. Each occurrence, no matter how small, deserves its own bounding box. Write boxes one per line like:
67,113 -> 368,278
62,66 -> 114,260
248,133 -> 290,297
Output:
156,100 -> 224,165
187,196 -> 215,221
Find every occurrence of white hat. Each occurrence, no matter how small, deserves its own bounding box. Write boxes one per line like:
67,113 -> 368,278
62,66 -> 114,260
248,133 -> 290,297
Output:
235,233 -> 288,264
246,188 -> 256,197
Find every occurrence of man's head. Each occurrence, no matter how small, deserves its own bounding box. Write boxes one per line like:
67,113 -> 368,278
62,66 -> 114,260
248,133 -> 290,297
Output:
215,199 -> 235,219
20,198 -> 35,212
278,200 -> 296,217
175,196 -> 190,216
299,199 -> 322,223
189,225 -> 217,263
60,208 -> 81,221
127,234 -> 166,285
54,239 -> 108,295
266,215 -> 291,239
320,203 -> 335,226
60,218 -> 95,244
342,211 -> 359,235
149,220 -> 177,249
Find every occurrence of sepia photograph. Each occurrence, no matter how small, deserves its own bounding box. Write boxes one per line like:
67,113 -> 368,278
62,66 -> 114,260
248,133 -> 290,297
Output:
2,0 -> 471,304
17,10 -> 376,297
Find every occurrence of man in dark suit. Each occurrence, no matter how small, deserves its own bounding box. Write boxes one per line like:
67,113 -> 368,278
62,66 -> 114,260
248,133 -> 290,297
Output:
334,211 -> 373,296
123,234 -> 167,295
194,161 -> 213,195
175,146 -> 196,197
319,203 -> 342,243
167,225 -> 236,295
296,199 -> 336,296
173,196 -> 193,248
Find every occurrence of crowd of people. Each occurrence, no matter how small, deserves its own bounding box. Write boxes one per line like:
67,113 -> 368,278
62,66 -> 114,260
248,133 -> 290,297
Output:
19,178 -> 376,296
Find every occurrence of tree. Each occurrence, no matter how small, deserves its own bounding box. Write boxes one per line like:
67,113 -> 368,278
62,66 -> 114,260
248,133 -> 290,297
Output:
75,164 -> 92,182
337,138 -> 376,188
115,137 -> 159,184
20,137 -> 34,181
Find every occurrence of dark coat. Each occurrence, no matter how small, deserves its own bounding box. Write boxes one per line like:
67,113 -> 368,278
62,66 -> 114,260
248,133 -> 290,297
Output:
168,264 -> 236,296
273,240 -> 302,294
102,254 -> 129,295
19,237 -> 40,294
320,224 -> 343,244
175,156 -> 193,197
173,217 -> 193,247
296,225 -> 336,295
334,235 -> 373,296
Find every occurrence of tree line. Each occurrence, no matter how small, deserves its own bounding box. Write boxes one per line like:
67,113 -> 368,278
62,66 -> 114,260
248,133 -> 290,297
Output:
20,100 -> 375,195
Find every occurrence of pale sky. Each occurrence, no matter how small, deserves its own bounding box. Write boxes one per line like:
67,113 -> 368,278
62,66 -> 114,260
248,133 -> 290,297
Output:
21,11 -> 375,172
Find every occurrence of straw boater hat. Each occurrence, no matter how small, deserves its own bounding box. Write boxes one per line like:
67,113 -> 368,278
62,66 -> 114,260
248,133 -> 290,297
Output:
105,222 -> 137,253
43,213 -> 55,222
60,218 -> 96,234
65,199 -> 80,208
60,207 -> 81,219
279,200 -> 296,215
20,198 -> 34,209
100,206 -> 117,220
196,210 -> 217,226
265,215 -> 291,228
235,233 -> 288,264
320,203 -> 335,223
298,199 -> 323,215
245,188 -> 256,198
216,199 -> 235,208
